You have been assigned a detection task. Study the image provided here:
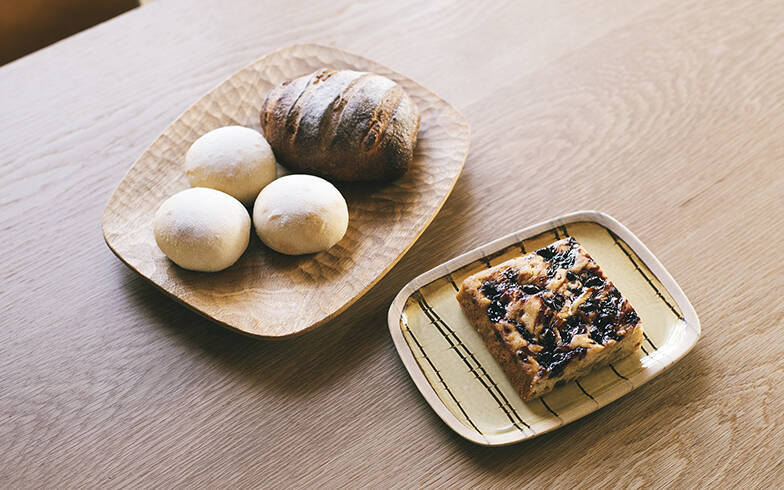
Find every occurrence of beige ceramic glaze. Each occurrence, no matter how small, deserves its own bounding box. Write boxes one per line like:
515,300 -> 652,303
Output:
389,211 -> 700,446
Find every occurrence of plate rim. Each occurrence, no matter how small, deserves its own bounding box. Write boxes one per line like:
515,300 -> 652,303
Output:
387,210 -> 701,445
101,43 -> 471,339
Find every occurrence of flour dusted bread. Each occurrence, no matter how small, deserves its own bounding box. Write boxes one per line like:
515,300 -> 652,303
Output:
154,187 -> 250,272
184,126 -> 276,205
260,68 -> 420,181
456,238 -> 643,401
252,174 -> 349,255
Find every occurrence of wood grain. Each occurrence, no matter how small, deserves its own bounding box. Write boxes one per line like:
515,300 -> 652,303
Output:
1,0 -> 783,487
101,44 -> 469,338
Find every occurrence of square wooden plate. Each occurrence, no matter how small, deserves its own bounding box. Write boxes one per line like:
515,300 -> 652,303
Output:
102,44 -> 469,338
388,211 -> 700,446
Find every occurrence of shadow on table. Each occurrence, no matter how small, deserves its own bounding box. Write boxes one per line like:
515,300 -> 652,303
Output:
120,264 -> 390,396
445,349 -> 711,477
117,160 -> 483,396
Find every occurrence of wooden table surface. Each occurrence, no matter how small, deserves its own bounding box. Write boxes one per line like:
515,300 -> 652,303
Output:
2,0 -> 782,487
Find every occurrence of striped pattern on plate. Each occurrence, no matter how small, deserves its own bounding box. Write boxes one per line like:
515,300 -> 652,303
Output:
388,211 -> 700,446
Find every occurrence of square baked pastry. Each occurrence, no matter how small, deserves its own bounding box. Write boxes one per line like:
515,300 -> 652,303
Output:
456,237 -> 643,401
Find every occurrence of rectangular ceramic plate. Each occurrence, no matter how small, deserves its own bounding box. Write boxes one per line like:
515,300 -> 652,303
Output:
388,211 -> 700,446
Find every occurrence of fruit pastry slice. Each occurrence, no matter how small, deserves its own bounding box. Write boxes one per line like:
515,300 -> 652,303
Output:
456,237 -> 643,401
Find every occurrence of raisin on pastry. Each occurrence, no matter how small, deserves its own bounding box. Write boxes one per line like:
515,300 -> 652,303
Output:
456,237 -> 644,401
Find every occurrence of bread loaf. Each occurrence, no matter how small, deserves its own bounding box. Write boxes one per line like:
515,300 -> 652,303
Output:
260,68 -> 420,181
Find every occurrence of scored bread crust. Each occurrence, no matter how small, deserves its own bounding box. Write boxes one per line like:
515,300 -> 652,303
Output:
456,238 -> 643,401
260,68 -> 420,181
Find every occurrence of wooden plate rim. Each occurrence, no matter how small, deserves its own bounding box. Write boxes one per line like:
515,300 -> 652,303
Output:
101,43 -> 471,339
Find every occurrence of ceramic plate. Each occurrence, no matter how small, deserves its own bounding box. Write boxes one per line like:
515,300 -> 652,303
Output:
388,211 -> 700,445
102,44 -> 469,338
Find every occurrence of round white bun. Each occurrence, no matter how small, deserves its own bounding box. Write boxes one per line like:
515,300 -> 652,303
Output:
184,125 -> 276,205
253,174 -> 349,255
154,187 -> 251,272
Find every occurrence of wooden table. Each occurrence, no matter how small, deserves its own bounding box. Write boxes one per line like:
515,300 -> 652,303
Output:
2,0 -> 782,486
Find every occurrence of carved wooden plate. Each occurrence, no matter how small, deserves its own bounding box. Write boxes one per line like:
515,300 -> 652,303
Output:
102,44 -> 470,338
389,211 -> 700,445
